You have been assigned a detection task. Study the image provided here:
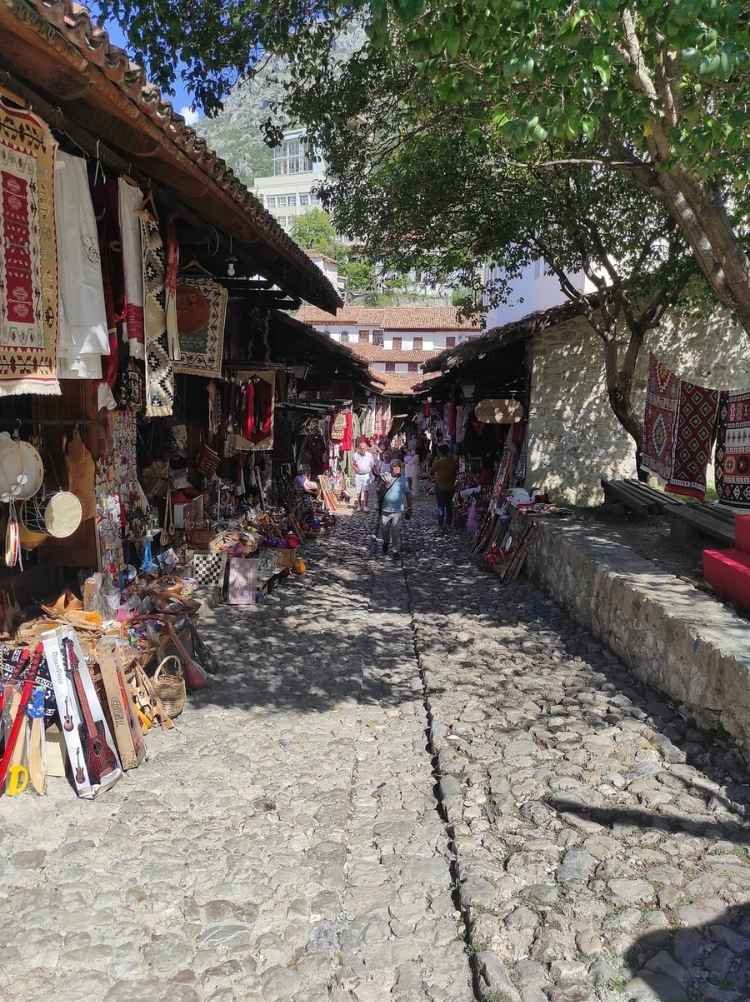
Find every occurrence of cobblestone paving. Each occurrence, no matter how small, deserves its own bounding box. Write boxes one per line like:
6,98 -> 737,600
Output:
0,514 -> 471,1002
404,502 -> 750,1002
3,503 -> 750,1002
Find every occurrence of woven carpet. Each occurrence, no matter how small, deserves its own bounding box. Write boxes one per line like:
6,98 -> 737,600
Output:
174,276 -> 228,378
140,211 -> 174,417
642,354 -> 679,482
665,377 -> 719,500
716,390 -> 750,508
0,100 -> 59,395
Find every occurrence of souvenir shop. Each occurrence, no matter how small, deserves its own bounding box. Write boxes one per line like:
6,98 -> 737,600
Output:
417,330 -> 569,576
0,0 -> 356,800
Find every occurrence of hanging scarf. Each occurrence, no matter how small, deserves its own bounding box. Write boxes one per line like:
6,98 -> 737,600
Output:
118,178 -> 145,359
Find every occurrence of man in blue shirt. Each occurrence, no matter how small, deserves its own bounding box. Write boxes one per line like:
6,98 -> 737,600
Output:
378,458 -> 413,558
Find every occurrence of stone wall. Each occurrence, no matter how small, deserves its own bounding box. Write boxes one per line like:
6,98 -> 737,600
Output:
520,512 -> 750,758
527,303 -> 750,505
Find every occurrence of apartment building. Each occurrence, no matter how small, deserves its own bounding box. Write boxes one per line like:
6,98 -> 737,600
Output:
252,128 -> 324,233
295,306 -> 482,395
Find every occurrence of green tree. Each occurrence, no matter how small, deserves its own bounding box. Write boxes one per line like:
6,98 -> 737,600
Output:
102,0 -> 750,338
290,208 -> 337,258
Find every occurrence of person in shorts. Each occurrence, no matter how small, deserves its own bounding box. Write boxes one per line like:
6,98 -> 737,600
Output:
352,440 -> 374,512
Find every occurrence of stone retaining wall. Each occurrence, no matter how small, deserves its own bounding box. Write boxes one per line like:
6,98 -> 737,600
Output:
519,513 -> 750,757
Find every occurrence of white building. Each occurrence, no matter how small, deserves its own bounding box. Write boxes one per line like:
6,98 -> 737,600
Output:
483,260 -> 596,329
252,128 -> 324,234
296,305 -> 483,395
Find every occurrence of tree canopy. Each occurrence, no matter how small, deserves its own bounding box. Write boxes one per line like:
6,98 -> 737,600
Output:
102,0 -> 750,336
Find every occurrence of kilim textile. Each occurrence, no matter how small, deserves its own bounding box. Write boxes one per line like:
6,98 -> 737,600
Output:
164,218 -> 180,362
665,378 -> 719,500
118,179 -> 144,359
642,354 -> 679,482
173,276 -> 228,378
716,390 -> 750,509
140,211 -> 174,417
0,99 -> 59,396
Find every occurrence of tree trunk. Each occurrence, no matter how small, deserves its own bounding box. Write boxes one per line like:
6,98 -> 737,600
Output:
650,167 -> 750,337
602,337 -> 646,479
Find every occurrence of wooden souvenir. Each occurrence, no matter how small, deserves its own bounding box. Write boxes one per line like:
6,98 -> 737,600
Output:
474,399 -> 525,425
96,640 -> 145,770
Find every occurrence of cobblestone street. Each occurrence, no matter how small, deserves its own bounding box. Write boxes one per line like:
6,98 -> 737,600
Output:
2,504 -> 750,1001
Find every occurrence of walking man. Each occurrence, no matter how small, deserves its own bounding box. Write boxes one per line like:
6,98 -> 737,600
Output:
430,444 -> 458,528
352,439 -> 374,512
378,458 -> 412,558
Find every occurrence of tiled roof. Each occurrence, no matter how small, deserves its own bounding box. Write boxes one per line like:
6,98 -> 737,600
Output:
350,344 -> 438,363
296,305 -> 481,331
0,0 -> 340,312
377,372 -> 431,395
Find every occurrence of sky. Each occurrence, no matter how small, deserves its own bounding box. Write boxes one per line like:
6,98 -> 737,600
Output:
104,20 -> 200,126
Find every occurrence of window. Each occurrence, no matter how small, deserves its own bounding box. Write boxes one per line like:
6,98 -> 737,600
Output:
413,336 -> 423,349
408,362 -> 419,372
359,330 -> 369,344
340,331 -> 349,343
299,193 -> 310,207
276,195 -> 287,207
385,361 -> 396,372
445,336 -> 456,348
273,137 -> 314,176
372,328 -> 384,346
266,196 -> 277,209
392,336 -> 402,350
287,194 -> 297,207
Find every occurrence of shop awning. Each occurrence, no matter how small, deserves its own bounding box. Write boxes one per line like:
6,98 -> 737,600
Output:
0,0 -> 341,314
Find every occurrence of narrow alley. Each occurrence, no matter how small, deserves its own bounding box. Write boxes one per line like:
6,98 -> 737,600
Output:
3,508 -> 750,1002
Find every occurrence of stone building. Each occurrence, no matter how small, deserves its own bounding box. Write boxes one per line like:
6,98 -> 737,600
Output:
425,300 -> 750,506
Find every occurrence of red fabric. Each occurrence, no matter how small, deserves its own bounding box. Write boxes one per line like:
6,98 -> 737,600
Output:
703,547 -> 750,610
92,178 -> 124,389
665,378 -> 719,500
422,400 -> 430,417
252,377 -> 273,443
341,411 -> 353,451
446,402 -> 457,438
642,354 -> 679,482
1,170 -> 34,325
243,381 -> 254,439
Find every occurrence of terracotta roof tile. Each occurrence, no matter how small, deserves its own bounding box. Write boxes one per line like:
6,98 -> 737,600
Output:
376,372 -> 431,395
296,305 -> 481,331
350,344 -> 438,362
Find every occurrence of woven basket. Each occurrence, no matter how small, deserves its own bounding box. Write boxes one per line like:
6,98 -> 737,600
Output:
152,656 -> 186,719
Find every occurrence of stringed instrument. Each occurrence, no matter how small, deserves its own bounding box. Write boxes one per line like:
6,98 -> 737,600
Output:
64,638 -> 117,786
1,648 -> 29,743
0,645 -> 42,794
62,697 -> 74,732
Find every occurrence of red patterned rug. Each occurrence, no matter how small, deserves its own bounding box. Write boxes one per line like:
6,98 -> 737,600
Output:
715,390 -> 750,508
642,354 -> 679,482
665,378 -> 719,500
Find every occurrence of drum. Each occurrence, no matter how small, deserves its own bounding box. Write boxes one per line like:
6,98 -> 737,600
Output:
0,434 -> 44,501
22,491 -> 82,539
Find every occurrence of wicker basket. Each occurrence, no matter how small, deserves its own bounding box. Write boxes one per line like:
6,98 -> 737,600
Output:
152,656 -> 186,719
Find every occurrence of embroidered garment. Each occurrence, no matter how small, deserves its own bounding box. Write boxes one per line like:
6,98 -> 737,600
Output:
0,99 -> 59,396
92,177 -> 124,395
665,377 -> 719,500
173,276 -> 228,378
118,179 -> 145,359
642,354 -> 680,482
55,152 -> 109,381
715,390 -> 750,508
241,371 -> 275,449
140,211 -> 174,417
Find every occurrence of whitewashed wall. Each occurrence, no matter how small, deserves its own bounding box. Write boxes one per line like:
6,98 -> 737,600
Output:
527,304 -> 750,505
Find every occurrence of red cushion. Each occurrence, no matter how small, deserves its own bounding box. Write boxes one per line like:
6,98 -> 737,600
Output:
736,515 -> 750,554
703,547 -> 750,609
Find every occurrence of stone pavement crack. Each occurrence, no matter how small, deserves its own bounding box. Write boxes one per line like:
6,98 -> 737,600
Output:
399,546 -> 485,1002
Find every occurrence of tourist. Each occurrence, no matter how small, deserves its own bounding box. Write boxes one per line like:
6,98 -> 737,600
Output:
352,440 -> 374,512
404,445 -> 420,495
378,458 -> 413,558
430,444 -> 459,528
294,466 -> 319,497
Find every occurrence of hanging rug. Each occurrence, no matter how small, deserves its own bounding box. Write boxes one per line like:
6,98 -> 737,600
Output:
715,389 -> 750,509
0,99 -> 59,396
174,277 -> 228,379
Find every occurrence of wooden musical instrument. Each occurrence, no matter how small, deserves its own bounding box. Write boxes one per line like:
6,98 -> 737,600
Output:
0,645 -> 42,793
64,638 -> 117,786
62,697 -> 74,732
74,747 -> 85,786
1,648 -> 29,742
27,688 -> 46,796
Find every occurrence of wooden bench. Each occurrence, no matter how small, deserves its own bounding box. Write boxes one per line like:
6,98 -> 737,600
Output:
601,478 -> 736,546
601,478 -> 683,517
